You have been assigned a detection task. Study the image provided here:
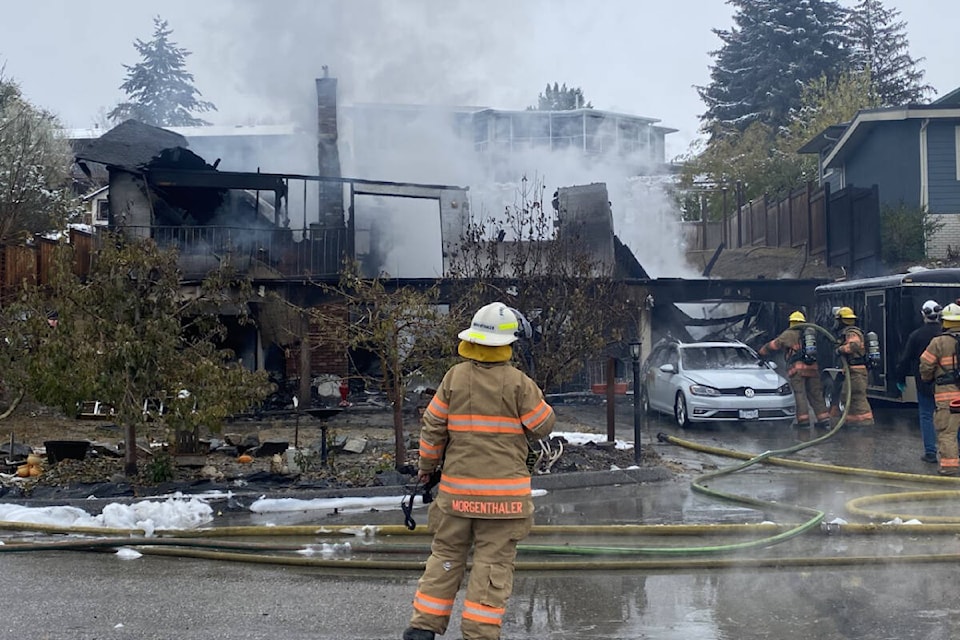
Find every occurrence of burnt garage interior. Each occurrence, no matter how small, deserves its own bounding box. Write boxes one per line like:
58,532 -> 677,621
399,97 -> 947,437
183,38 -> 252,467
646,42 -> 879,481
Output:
70,76 -> 829,405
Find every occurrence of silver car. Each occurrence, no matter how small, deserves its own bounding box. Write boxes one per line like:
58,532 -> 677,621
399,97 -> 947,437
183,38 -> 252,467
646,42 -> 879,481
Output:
640,340 -> 796,428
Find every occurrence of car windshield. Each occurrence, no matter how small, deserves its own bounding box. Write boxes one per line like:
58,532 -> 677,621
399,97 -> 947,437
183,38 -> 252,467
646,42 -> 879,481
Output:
681,346 -> 762,370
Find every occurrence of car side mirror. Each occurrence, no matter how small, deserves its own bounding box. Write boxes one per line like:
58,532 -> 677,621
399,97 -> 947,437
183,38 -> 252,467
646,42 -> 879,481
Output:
767,361 -> 778,369
659,363 -> 676,374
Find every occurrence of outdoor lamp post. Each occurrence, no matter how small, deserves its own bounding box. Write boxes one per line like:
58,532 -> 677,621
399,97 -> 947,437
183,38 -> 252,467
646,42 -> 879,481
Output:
630,339 -> 642,464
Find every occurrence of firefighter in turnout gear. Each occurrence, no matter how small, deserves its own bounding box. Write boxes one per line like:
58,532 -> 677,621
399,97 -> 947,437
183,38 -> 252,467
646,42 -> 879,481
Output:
403,302 -> 556,640
919,302 -> 960,476
759,311 -> 830,429
831,306 -> 875,426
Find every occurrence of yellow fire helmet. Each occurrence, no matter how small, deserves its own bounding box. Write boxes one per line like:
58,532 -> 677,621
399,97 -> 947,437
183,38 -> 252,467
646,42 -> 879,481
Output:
788,311 -> 806,325
941,303 -> 960,327
835,306 -> 856,320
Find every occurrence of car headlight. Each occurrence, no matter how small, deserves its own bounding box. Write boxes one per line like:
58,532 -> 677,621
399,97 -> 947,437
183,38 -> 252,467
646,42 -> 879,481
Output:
777,383 -> 792,395
689,384 -> 720,397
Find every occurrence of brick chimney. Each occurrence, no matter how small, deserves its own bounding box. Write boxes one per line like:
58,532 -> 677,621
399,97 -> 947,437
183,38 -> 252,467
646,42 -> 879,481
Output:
316,71 -> 344,228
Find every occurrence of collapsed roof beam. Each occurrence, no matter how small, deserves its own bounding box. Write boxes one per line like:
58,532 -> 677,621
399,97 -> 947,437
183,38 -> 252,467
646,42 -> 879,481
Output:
146,169 -> 287,193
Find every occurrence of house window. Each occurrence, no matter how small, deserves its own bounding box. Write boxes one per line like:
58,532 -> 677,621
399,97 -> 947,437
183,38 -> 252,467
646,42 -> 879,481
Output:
96,200 -> 109,222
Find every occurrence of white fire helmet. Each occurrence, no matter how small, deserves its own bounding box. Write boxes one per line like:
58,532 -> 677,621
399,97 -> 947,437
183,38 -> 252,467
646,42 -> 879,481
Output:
458,302 -> 520,346
921,299 -> 942,321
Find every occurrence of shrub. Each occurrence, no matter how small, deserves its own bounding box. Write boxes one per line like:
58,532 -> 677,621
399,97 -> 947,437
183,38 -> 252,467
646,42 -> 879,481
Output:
880,202 -> 943,264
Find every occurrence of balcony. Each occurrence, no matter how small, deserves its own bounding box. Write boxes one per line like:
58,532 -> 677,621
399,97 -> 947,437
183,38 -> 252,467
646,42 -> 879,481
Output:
128,225 -> 349,281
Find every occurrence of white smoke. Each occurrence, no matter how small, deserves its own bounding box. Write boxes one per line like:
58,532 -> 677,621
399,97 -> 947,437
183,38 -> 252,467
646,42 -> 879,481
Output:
201,0 -> 696,278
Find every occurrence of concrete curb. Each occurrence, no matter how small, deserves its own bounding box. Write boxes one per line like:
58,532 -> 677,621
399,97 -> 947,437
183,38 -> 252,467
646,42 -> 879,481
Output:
0,466 -> 675,512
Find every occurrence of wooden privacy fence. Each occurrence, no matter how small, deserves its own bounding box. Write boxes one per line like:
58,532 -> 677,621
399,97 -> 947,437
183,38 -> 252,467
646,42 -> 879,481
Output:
683,182 -> 828,256
0,228 -> 93,302
681,181 -> 880,277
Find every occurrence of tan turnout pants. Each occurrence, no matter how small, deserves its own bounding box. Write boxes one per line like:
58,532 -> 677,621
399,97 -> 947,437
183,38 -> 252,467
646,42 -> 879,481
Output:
830,367 -> 874,426
410,502 -> 532,640
790,373 -> 829,425
933,401 -> 960,474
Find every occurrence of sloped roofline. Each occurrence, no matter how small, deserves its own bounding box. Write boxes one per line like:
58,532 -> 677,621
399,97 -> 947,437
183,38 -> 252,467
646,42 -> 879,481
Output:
821,105 -> 960,168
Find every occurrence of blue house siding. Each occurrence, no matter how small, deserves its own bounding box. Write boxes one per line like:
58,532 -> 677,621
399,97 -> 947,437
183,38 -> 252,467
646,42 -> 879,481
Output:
927,121 -> 960,213
842,120 -> 920,208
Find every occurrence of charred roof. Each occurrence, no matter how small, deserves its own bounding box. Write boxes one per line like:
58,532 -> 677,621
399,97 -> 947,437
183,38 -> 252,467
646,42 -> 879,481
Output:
74,119 -> 197,171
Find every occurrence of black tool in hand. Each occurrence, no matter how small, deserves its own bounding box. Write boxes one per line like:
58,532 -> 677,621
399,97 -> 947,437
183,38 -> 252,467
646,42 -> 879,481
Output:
401,470 -> 441,530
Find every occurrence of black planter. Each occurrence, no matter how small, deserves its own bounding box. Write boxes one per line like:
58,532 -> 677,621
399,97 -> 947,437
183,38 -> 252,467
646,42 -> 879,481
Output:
44,440 -> 91,465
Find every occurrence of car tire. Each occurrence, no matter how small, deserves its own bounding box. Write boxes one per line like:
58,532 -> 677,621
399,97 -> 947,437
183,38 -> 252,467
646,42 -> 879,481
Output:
822,374 -> 845,415
674,392 -> 691,429
640,385 -> 652,415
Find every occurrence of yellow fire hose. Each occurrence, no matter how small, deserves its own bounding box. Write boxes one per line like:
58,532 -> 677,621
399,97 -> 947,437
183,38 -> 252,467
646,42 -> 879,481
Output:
1,325 -> 956,568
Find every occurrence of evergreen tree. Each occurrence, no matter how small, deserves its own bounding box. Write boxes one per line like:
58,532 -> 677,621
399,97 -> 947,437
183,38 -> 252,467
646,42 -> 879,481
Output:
845,0 -> 933,105
679,70 -> 880,219
109,16 -> 216,127
698,0 -> 851,137
530,82 -> 593,110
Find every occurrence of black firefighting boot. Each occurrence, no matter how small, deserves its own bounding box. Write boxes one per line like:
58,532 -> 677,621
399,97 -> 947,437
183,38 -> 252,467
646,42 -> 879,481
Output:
814,420 -> 831,431
402,627 -> 436,640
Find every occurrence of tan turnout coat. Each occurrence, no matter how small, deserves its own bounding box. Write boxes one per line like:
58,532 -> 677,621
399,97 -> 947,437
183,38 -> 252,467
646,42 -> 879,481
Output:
418,359 -> 556,519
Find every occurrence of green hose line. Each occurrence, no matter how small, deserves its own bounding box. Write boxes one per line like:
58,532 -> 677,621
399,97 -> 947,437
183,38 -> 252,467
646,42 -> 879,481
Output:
133,545 -> 960,571
845,490 -> 960,523
0,535 -> 432,555
660,434 -> 960,485
0,520 -> 809,538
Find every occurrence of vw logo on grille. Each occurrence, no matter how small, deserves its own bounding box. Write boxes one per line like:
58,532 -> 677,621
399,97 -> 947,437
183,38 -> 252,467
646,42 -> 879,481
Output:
744,388 -> 755,398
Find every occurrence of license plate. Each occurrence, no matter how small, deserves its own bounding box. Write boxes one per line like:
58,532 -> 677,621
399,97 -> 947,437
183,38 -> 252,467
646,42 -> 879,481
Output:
739,409 -> 759,420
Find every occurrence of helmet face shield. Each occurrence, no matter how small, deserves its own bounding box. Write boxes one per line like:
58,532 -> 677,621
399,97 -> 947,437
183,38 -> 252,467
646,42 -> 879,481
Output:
508,307 -> 533,340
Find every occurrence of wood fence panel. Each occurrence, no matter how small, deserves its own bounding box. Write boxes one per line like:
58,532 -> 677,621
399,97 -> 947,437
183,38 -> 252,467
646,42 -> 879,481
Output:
766,201 -> 779,246
70,229 -> 93,276
789,187 -> 809,248
809,185 -> 828,255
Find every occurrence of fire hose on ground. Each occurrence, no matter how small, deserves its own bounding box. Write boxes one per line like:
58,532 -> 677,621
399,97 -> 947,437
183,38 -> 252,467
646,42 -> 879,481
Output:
2,325 -> 958,568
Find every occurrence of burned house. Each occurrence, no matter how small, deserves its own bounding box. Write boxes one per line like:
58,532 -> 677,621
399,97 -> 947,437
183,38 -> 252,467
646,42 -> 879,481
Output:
70,80 -> 473,403
63,74 -> 820,405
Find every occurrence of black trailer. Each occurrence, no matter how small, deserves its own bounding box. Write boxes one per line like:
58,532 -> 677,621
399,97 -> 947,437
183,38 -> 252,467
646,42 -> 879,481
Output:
814,268 -> 960,404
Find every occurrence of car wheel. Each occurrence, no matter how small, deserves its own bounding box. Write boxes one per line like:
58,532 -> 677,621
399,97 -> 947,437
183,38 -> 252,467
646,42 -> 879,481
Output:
822,374 -> 845,414
640,385 -> 652,415
674,392 -> 691,429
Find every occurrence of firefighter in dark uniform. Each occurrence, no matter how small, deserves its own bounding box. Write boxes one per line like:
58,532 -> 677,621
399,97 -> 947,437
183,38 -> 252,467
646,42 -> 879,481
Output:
896,300 -> 942,463
919,302 -> 960,476
403,302 -> 556,640
831,306 -> 875,426
759,310 -> 830,429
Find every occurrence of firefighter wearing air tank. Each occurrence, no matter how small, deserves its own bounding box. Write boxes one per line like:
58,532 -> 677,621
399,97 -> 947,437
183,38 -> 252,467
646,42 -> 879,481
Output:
831,306 -> 875,426
759,311 -> 830,429
403,302 -> 556,640
918,302 -> 960,476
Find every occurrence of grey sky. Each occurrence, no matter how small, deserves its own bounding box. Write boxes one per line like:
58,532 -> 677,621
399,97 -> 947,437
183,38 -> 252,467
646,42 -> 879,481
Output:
2,0 -> 958,160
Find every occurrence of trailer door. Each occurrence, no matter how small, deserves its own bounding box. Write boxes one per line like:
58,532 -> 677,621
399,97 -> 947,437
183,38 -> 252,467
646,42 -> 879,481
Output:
865,291 -> 886,392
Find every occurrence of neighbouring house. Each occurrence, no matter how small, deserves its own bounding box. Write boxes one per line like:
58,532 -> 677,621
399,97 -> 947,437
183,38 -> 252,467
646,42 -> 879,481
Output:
799,87 -> 960,258
80,185 -> 110,227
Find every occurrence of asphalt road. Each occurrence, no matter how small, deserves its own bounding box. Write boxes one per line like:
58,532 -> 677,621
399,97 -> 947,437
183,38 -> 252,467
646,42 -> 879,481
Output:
3,401 -> 957,640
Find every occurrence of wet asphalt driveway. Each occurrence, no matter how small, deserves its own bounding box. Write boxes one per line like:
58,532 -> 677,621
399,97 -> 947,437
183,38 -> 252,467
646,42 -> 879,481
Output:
2,403 -> 958,639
